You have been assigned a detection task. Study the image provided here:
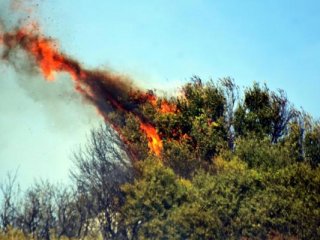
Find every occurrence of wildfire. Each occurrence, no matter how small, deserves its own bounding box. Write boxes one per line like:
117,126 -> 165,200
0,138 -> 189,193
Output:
144,92 -> 157,106
2,26 -> 84,81
159,100 -> 176,114
0,25 -> 165,156
134,92 -> 176,114
140,122 -> 163,156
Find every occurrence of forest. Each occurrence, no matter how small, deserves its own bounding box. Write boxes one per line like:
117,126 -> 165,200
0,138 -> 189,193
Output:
0,77 -> 319,239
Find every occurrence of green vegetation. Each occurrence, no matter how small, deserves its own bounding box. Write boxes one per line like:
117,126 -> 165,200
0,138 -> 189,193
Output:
1,77 -> 320,239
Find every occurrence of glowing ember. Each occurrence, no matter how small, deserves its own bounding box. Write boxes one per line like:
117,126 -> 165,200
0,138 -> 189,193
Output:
140,122 -> 163,156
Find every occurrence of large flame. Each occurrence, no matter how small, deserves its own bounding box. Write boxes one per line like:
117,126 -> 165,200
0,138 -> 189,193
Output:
140,122 -> 163,156
0,25 -> 164,156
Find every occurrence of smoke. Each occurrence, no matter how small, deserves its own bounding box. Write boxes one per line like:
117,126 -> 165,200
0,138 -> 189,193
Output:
0,29 -> 97,132
0,0 -> 40,31
0,1 -> 164,156
0,24 -> 135,107
0,0 -> 93,131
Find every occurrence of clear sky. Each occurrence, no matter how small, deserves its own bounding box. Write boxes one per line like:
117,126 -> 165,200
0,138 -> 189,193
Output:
1,0 -> 320,187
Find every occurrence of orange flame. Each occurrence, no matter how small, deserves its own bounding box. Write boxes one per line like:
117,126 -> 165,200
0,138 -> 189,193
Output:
140,122 -> 163,156
159,100 -> 176,114
1,25 -> 164,156
145,92 -> 157,106
26,33 -> 83,80
138,93 -> 176,114
29,39 -> 65,80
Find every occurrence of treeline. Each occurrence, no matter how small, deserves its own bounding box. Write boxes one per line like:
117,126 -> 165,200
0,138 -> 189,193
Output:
0,125 -> 132,240
1,77 -> 320,239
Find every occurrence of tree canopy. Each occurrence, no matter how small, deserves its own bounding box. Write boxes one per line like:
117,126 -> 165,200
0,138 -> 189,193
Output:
1,77 -> 320,239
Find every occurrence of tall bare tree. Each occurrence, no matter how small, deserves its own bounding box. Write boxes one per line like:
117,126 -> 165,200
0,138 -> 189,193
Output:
270,90 -> 297,143
0,170 -> 19,231
220,77 -> 238,150
54,186 -> 82,239
71,124 -> 133,239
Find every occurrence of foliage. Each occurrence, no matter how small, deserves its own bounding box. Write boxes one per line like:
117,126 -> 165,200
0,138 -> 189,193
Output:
162,139 -> 199,179
304,122 -> 320,168
234,134 -> 293,170
235,163 -> 320,239
235,82 -> 273,138
1,77 -> 320,239
121,158 -> 192,239
121,114 -> 150,160
235,83 -> 296,143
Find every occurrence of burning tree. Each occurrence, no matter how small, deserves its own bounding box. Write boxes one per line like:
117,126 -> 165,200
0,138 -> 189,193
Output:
1,19 -> 320,240
0,24 -> 165,159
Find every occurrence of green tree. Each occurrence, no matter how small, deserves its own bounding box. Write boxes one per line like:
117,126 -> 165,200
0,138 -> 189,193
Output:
304,122 -> 320,168
234,135 -> 292,170
235,82 -> 273,138
162,139 -> 199,179
236,163 -> 320,239
121,159 -> 191,239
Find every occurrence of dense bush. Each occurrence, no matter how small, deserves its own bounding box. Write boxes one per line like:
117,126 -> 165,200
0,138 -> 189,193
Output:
1,78 -> 319,239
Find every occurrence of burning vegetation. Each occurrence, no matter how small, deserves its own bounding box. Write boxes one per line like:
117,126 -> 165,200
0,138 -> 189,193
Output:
1,18 -> 320,240
0,24 -> 171,157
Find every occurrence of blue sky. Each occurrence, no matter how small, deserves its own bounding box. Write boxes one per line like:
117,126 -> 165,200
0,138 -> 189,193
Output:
1,0 -> 320,187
